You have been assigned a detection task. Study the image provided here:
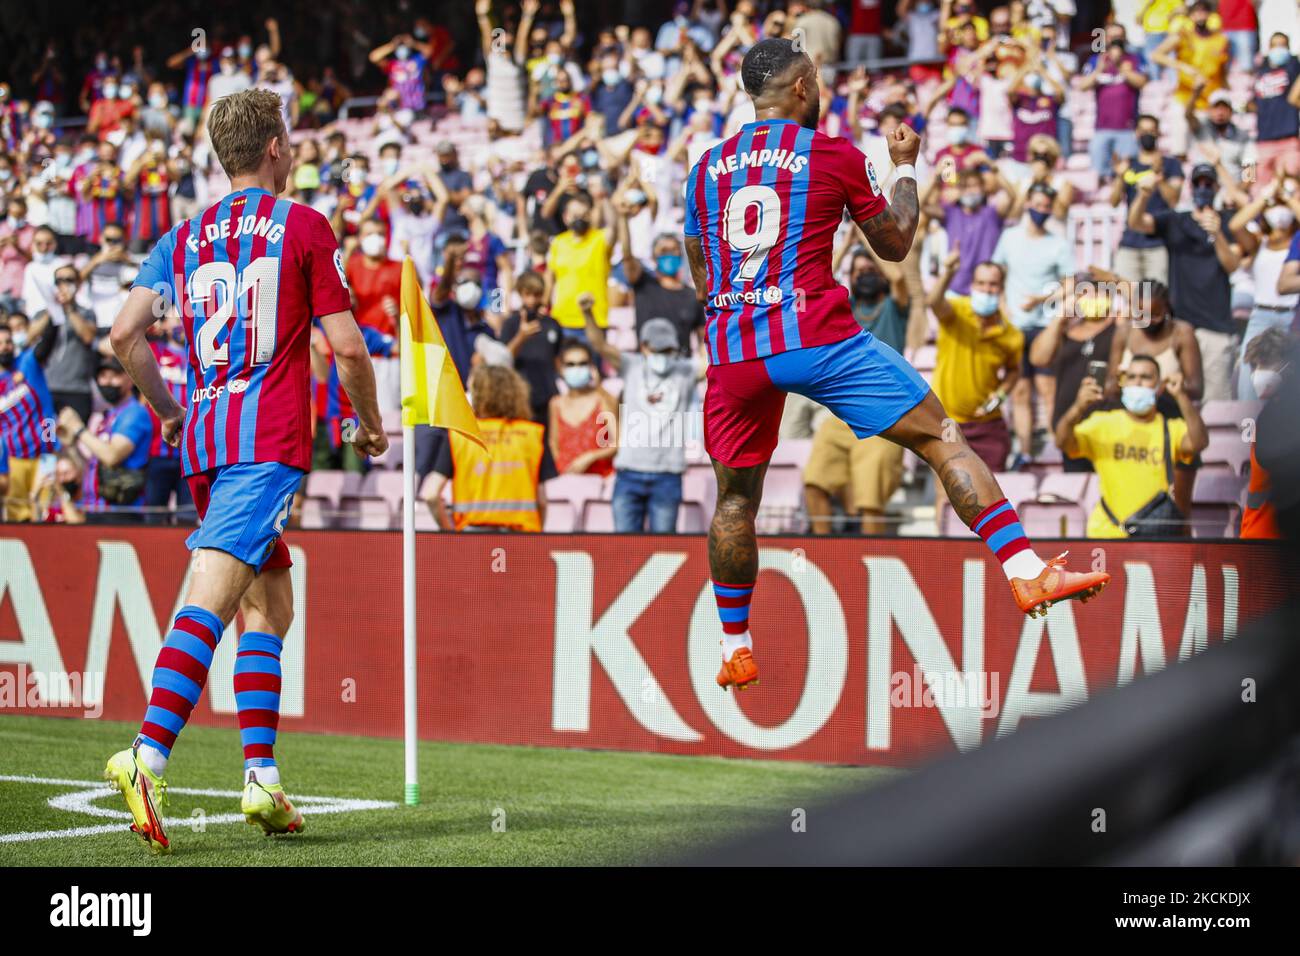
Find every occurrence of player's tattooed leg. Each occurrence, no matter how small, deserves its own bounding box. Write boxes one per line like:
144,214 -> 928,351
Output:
708,461 -> 768,585
935,449 -> 987,526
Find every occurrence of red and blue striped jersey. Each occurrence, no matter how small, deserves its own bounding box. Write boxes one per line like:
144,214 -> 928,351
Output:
0,349 -> 57,459
147,338 -> 188,460
133,188 -> 352,476
684,118 -> 888,365
132,163 -> 172,244
540,92 -> 590,146
183,56 -> 213,110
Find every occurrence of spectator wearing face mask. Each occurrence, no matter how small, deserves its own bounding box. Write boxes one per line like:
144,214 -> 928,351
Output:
19,227 -> 64,319
921,166 -> 1014,296
0,322 -> 58,521
893,0 -> 943,83
1129,163 -> 1244,402
375,163 -> 448,288
56,356 -> 153,524
1006,134 -> 1074,220
1252,34 -> 1300,188
992,182 -> 1075,465
1153,1 -> 1230,156
1228,176 -> 1300,400
371,33 -> 432,113
620,228 -> 704,358
460,193 -> 514,313
0,197 -> 34,314
347,220 -> 404,337
138,82 -> 176,140
804,248 -> 909,536
590,53 -> 636,136
1079,36 -> 1147,179
501,271 -> 562,423
28,264 -> 98,420
1056,355 -> 1207,538
548,336 -> 618,477
1186,89 -> 1253,185
1240,328 -> 1296,539
476,0 -> 528,134
584,306 -> 703,533
1110,114 -> 1184,285
86,75 -> 136,142
79,223 -> 133,329
1107,278 -> 1204,410
164,40 -> 214,124
425,363 -> 555,532
532,66 -> 590,148
1004,48 -> 1065,167
33,452 -> 85,525
74,140 -> 127,249
1028,274 -> 1120,473
929,253 -> 1023,475
125,137 -> 176,254
547,194 -> 613,333
205,48 -> 251,113
933,107 -> 982,175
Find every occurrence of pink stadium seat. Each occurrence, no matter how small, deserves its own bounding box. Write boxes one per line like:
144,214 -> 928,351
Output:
1016,501 -> 1087,538
299,498 -> 329,530
1193,471 -> 1247,507
1201,431 -> 1252,477
770,439 -> 812,468
381,408 -> 403,434
1189,504 -> 1240,539
355,498 -> 395,530
606,306 -> 635,329
545,473 -> 607,517
581,499 -> 616,532
370,436 -> 403,470
544,501 -> 577,532
361,470 -> 406,512
1037,471 -> 1089,503
991,472 -> 1039,510
1199,400 -> 1260,429
306,471 -> 348,507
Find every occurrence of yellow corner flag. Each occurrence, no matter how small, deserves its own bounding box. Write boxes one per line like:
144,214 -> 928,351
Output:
398,257 -> 485,449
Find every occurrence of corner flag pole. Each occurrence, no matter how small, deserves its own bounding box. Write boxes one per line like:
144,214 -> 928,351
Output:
402,426 -> 419,805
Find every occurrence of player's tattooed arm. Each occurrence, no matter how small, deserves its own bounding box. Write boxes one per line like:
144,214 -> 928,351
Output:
857,178 -> 919,263
685,235 -> 708,303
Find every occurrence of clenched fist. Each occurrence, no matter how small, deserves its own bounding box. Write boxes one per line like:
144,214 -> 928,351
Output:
887,124 -> 921,168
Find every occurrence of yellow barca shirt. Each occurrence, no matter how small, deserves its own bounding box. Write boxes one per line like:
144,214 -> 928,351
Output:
1071,409 -> 1194,538
1171,22 -> 1229,109
548,228 -> 609,330
933,295 -> 1023,424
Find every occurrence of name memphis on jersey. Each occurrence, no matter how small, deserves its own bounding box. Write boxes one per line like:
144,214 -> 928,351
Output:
185,212 -> 286,251
704,147 -> 810,180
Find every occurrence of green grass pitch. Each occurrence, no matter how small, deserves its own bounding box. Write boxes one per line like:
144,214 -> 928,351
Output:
0,715 -> 893,865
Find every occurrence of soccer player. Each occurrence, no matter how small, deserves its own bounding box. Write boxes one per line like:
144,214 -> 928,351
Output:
685,40 -> 1109,693
103,89 -> 388,852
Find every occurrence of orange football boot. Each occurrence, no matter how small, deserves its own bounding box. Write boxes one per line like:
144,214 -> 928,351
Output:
716,645 -> 759,692
1010,551 -> 1110,618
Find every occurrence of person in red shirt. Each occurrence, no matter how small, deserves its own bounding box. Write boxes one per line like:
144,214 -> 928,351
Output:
846,0 -> 884,65
345,218 -> 403,336
86,77 -> 136,142
1219,0 -> 1260,72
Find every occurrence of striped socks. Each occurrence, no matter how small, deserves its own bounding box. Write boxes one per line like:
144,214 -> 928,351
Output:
234,632 -> 283,783
970,498 -> 1047,581
136,605 -> 225,776
712,580 -> 755,661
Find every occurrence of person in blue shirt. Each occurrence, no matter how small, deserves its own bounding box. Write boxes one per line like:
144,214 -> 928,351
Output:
56,356 -> 153,523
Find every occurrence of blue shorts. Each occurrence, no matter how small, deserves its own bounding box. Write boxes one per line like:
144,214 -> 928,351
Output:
704,330 -> 929,468
185,462 -> 305,571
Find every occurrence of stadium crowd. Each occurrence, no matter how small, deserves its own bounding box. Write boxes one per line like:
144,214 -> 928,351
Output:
0,0 -> 1294,539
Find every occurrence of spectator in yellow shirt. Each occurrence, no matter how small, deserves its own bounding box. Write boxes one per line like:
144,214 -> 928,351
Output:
1139,0 -> 1185,80
1153,1 -> 1229,122
1055,355 -> 1208,538
545,194 -> 613,332
928,247 -> 1023,475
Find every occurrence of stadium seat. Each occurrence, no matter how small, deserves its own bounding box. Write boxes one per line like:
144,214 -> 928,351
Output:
356,498 -> 395,530
544,501 -> 577,532
1199,400 -> 1261,429
1193,471 -> 1248,508
993,472 -> 1040,510
370,436 -> 404,470
362,470 -> 406,513
306,470 -> 350,508
1189,504 -> 1241,539
1017,501 -> 1087,538
381,407 -> 403,434
299,498 -> 329,530
1036,471 -> 1089,503
545,473 -> 607,518
770,439 -> 811,467
581,499 -> 616,532
1201,431 -> 1252,477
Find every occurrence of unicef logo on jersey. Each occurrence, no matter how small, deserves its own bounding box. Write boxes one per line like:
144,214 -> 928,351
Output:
762,286 -> 783,305
229,378 -> 250,394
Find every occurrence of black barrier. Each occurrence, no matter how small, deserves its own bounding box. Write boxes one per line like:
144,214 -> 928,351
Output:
685,599 -> 1300,866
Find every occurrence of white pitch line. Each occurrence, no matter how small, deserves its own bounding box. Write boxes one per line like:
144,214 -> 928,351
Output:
0,774 -> 398,844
